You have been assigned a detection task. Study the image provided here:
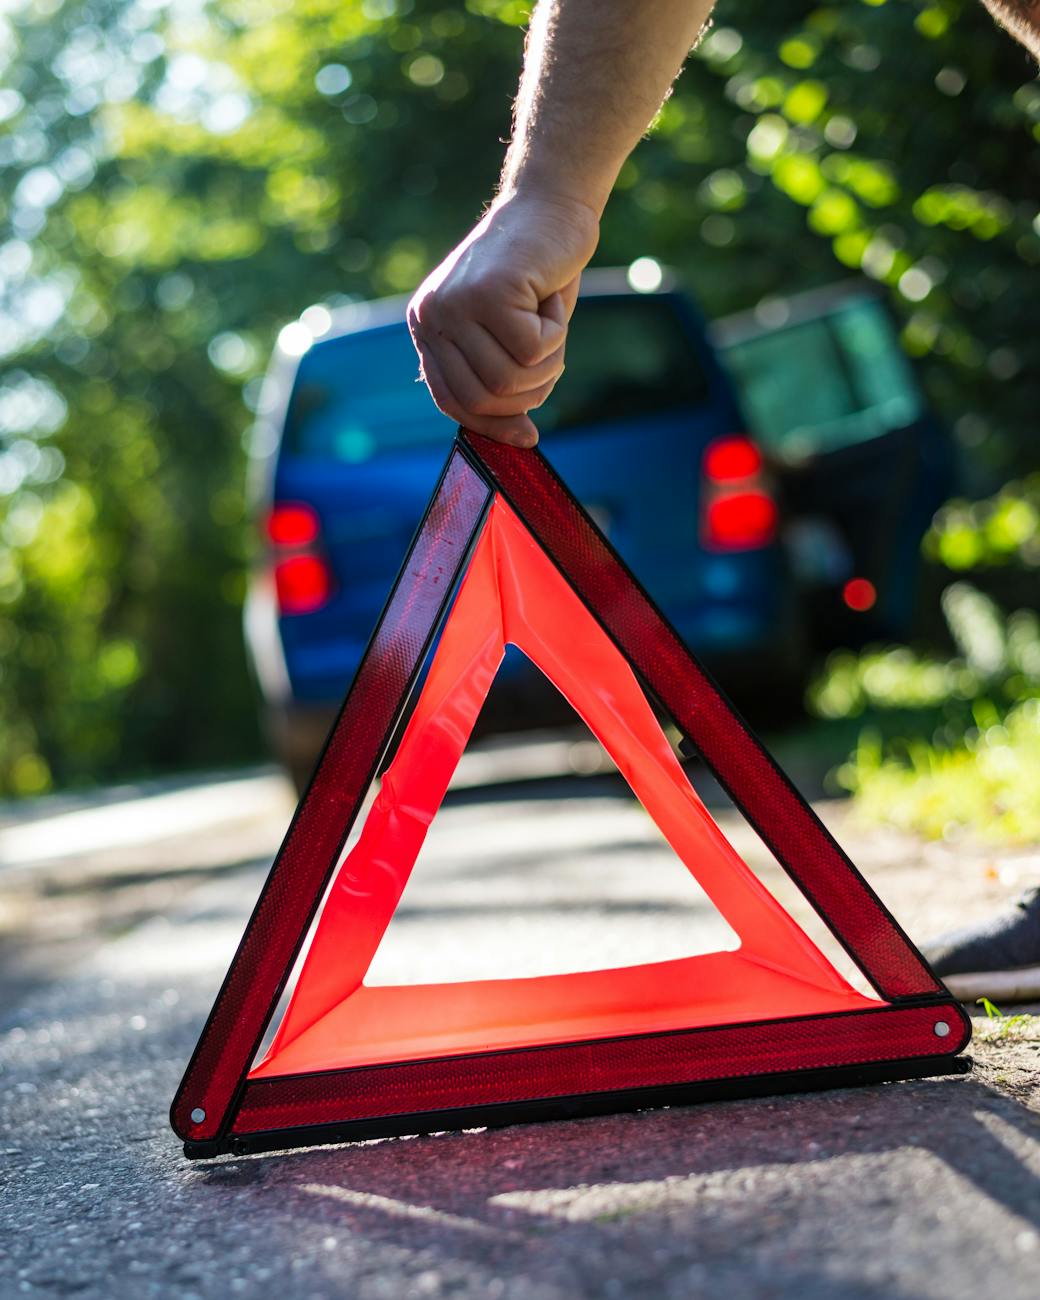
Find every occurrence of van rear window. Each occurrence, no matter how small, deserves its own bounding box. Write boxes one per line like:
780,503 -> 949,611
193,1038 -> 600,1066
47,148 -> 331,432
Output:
534,294 -> 713,433
283,295 -> 712,462
718,299 -> 924,461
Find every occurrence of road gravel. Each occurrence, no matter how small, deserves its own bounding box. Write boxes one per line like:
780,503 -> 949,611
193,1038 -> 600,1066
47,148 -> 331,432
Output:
2,766 -> 1039,1299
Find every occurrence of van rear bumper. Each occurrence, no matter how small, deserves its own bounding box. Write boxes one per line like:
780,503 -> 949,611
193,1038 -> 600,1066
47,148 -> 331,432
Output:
263,672 -> 579,793
267,617 -> 806,793
263,701 -> 339,794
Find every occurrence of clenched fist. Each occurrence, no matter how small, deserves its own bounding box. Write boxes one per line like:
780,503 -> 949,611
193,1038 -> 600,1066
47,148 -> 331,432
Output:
408,190 -> 599,446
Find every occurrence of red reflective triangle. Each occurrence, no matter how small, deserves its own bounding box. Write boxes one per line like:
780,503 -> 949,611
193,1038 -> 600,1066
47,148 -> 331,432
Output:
171,435 -> 969,1159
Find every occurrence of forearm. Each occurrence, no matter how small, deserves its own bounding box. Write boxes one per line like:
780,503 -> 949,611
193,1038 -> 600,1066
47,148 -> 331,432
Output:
500,0 -> 716,217
408,0 -> 717,445
978,0 -> 1040,58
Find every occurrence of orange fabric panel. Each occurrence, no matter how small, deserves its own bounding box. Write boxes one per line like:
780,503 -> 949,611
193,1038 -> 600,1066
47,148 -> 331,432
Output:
255,501 -> 875,1080
252,953 -> 873,1077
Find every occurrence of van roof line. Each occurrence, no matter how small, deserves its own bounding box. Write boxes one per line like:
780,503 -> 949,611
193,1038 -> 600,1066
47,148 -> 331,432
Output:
299,266 -> 680,345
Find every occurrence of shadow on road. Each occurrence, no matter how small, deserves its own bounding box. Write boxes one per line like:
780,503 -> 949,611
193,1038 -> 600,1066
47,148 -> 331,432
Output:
172,1073 -> 1040,1297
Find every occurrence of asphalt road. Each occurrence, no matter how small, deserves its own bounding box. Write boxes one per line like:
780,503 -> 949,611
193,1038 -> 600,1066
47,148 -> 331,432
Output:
2,747 -> 1040,1299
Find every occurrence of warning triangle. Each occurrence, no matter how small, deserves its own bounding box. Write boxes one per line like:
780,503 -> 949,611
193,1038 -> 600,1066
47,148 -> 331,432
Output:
172,433 -> 970,1159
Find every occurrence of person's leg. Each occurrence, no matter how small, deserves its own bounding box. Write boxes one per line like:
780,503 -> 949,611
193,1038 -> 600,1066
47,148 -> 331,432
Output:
923,889 -> 1040,1002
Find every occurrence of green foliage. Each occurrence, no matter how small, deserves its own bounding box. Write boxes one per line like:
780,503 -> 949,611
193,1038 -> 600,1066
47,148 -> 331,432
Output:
812,583 -> 1040,718
678,2 -> 1039,489
812,584 -> 1040,842
836,697 -> 1040,842
0,0 -> 527,792
1,0 -> 1037,792
926,473 -> 1040,569
975,999 -> 1036,1040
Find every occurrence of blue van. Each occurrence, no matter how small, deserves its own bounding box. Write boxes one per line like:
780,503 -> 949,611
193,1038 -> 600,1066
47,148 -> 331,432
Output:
245,268 -> 801,788
711,280 -> 956,650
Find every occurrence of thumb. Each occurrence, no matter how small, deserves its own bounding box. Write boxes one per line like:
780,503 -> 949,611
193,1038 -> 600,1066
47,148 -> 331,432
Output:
557,276 -> 581,323
536,290 -> 567,354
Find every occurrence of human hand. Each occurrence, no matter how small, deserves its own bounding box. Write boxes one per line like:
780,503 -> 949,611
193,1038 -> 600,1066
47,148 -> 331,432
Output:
407,190 -> 599,446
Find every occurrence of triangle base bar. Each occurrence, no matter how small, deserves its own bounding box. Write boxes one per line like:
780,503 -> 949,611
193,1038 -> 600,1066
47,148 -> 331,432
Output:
183,1000 -> 968,1159
183,1003 -> 972,1159
188,1056 -> 972,1160
189,1055 -> 972,1160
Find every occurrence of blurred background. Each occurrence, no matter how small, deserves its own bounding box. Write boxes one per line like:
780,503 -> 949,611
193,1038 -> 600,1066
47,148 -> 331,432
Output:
1,0 -> 1038,845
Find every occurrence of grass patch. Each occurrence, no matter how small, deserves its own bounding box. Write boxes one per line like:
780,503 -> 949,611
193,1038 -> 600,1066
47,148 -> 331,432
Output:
810,583 -> 1039,843
974,999 -> 1039,1042
838,698 -> 1040,843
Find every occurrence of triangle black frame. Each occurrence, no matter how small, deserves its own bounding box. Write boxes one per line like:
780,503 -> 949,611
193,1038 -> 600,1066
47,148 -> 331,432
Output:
171,432 -> 970,1160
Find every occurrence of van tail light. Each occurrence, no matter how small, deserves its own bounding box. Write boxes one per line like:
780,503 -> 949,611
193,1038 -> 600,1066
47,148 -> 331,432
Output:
705,491 -> 779,549
265,501 -> 334,615
703,436 -> 763,483
274,554 -> 333,614
701,435 -> 778,551
843,577 -> 877,612
267,502 -> 320,547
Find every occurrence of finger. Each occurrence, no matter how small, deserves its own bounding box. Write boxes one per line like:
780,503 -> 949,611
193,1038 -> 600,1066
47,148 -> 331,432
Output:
460,418 -> 540,448
523,290 -> 569,362
447,321 -> 565,400
475,296 -> 567,368
417,345 -> 540,447
558,276 -> 581,322
424,332 -> 557,418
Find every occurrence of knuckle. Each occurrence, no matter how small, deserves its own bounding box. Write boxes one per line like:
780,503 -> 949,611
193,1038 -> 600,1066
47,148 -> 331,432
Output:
485,371 -> 516,399
513,340 -> 541,367
520,383 -> 555,414
468,392 -> 500,418
425,383 -> 459,422
469,269 -> 507,301
410,293 -> 440,333
449,372 -> 477,405
406,293 -> 425,327
449,281 -> 479,310
527,329 -> 559,366
432,396 -> 459,421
